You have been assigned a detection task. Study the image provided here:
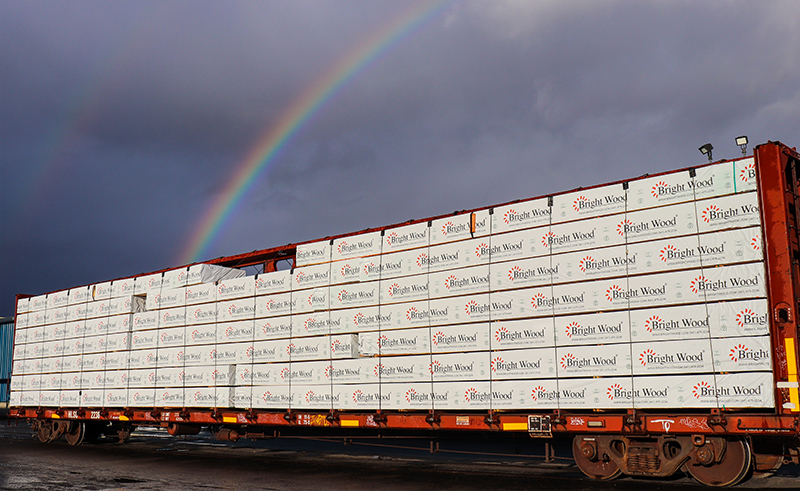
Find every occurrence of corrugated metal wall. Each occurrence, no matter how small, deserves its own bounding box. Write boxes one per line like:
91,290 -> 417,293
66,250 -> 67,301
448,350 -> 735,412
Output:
0,317 -> 14,403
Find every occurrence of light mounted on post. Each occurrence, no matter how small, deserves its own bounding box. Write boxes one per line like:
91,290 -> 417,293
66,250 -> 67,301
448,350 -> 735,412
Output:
698,143 -> 713,162
735,135 -> 748,157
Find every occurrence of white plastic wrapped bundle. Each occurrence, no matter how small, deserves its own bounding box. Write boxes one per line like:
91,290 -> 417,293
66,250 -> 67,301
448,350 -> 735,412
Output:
430,323 -> 491,353
332,231 -> 382,262
255,270 -> 292,294
187,263 -> 245,286
68,286 -> 91,306
295,240 -> 331,267
359,328 -> 430,356
430,210 -> 489,245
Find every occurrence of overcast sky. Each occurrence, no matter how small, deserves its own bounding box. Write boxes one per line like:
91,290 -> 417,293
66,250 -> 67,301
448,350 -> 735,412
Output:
1,0 -> 798,316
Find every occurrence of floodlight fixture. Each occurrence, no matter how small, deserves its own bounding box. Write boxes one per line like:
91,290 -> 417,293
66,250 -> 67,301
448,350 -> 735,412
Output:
735,135 -> 748,156
698,143 -> 713,162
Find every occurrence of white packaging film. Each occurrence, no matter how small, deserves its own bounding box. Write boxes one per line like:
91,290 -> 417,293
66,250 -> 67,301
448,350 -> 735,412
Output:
428,351 -> 490,382
293,288 -> 329,314
553,184 -> 628,223
254,316 -> 292,339
216,276 -> 255,301
292,263 -> 331,290
490,348 -> 556,380
146,287 -> 185,310
217,299 -> 256,322
431,323 -> 491,353
332,231 -> 382,262
255,270 -> 292,295
16,297 -> 31,314
492,198 -> 552,234
384,221 -> 429,253
46,290 -> 69,310
295,240 -> 331,268
556,343 -> 632,378
359,328 -> 431,356
10,163 -> 774,412
217,320 -> 254,343
632,338 -> 714,376
162,268 -> 188,290
330,281 -> 379,309
430,210 -> 490,245
380,275 -> 430,304
351,257 -> 379,283
255,292 -> 296,319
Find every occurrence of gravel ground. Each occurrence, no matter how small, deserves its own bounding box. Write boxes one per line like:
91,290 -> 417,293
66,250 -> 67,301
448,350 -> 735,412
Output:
0,421 -> 797,490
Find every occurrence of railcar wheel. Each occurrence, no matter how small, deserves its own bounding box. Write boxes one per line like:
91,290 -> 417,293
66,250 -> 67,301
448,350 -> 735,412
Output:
751,438 -> 785,478
64,422 -> 85,446
686,437 -> 751,487
36,420 -> 67,443
51,421 -> 67,442
572,436 -> 622,480
752,453 -> 782,478
36,420 -> 53,443
117,425 -> 133,443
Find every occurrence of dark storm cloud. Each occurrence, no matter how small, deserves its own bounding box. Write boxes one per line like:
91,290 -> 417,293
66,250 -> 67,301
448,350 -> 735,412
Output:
1,0 -> 799,315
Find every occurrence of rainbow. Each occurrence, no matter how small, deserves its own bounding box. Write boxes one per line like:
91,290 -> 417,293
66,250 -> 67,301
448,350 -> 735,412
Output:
181,0 -> 454,264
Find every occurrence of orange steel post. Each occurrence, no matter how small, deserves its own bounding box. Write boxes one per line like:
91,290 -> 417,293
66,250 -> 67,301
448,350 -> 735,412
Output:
754,141 -> 800,415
